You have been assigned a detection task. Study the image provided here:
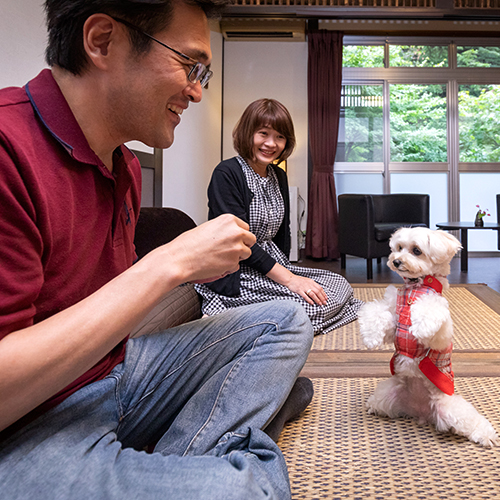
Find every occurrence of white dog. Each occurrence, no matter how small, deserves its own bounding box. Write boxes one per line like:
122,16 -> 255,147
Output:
358,227 -> 498,447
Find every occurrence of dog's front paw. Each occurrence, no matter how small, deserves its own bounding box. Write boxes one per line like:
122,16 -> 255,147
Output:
360,334 -> 389,350
410,295 -> 452,350
358,300 -> 396,349
365,395 -> 388,417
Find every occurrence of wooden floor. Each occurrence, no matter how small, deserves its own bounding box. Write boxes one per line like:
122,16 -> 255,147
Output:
297,253 -> 500,293
302,345 -> 500,379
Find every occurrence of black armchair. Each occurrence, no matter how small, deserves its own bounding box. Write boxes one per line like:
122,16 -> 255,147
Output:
338,194 -> 430,280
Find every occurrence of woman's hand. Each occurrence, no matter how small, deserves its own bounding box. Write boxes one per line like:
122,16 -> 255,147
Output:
266,263 -> 327,306
286,275 -> 327,306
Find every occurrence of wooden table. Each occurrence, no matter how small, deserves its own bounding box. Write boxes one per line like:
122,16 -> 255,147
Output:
436,221 -> 500,272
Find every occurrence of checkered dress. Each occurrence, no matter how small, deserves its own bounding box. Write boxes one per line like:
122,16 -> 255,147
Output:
391,279 -> 454,395
195,157 -> 362,335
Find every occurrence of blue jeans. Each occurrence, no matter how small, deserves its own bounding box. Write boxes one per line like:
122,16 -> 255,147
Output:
0,301 -> 313,499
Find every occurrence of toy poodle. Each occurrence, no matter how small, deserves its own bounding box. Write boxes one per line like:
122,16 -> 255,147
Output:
358,227 -> 498,447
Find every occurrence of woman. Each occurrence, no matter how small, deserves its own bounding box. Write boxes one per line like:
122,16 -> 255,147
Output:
195,98 -> 362,335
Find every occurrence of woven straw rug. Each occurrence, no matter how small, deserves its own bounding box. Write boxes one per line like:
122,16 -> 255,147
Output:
279,284 -> 500,499
278,378 -> 500,500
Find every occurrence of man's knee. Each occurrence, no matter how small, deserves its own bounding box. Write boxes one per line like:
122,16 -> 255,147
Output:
282,299 -> 313,332
258,300 -> 314,351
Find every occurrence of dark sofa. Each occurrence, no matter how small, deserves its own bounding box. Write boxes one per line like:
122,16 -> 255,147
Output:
130,207 -> 202,337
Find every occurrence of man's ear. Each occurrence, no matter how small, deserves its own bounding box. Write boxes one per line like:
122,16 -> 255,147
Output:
83,14 -> 123,70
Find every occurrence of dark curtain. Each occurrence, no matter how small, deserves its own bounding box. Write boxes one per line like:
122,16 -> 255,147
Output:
305,30 -> 343,260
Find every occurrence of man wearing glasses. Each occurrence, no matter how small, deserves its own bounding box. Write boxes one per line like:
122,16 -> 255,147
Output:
0,1 -> 313,499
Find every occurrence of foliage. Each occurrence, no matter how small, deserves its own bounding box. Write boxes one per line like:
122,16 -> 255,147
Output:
390,84 -> 447,162
459,85 -> 500,162
457,46 -> 500,68
389,45 -> 448,67
342,45 -> 384,67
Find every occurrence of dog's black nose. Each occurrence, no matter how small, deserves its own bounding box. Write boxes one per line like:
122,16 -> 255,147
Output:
393,259 -> 401,268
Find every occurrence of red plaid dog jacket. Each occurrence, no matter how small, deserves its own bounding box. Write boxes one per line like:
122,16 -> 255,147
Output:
390,275 -> 454,395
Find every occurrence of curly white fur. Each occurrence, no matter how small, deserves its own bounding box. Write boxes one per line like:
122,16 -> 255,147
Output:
359,227 -> 499,447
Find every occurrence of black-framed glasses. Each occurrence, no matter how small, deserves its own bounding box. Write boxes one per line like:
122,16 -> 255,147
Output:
111,16 -> 213,88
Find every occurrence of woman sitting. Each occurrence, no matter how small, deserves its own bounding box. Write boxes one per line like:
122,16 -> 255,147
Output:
195,98 -> 362,335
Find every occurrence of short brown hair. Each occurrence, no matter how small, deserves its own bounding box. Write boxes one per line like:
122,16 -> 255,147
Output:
233,98 -> 296,163
44,0 -> 232,75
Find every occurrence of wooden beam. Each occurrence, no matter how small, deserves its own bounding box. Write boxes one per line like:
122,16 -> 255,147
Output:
301,349 -> 500,378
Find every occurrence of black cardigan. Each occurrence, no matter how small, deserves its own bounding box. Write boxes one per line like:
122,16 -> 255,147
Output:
205,157 -> 291,296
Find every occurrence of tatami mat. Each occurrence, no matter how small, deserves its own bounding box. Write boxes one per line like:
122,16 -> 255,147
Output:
313,286 -> 500,351
278,378 -> 500,500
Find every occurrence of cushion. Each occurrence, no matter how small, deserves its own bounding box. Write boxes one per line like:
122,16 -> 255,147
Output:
130,284 -> 201,338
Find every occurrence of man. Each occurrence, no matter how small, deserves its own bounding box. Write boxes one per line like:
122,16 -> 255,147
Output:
0,1 -> 314,498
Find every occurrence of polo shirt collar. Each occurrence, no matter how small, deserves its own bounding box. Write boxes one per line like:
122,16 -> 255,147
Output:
25,69 -> 106,167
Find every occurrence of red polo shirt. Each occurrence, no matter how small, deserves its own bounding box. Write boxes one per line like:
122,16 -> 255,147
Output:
0,69 -> 142,432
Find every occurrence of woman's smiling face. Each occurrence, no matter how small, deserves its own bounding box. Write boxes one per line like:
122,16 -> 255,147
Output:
250,126 -> 287,172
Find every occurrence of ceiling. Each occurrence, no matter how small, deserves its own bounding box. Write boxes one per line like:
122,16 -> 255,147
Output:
222,0 -> 500,21
220,0 -> 500,37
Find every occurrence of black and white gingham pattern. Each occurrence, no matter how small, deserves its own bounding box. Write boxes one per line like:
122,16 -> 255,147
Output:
238,156 -> 285,252
195,157 -> 362,335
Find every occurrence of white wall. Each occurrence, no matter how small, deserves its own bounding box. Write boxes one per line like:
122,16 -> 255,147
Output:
162,27 -> 224,224
222,40 -> 309,217
1,1 -> 48,88
163,38 -> 310,226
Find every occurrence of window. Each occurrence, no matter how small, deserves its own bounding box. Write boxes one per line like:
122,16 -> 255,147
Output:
336,84 -> 383,163
338,37 -> 500,252
343,45 -> 384,67
390,84 -> 447,162
459,84 -> 500,162
459,173 -> 500,251
389,44 -> 448,67
457,46 -> 500,68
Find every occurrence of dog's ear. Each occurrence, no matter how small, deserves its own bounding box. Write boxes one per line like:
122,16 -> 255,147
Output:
389,228 -> 405,251
429,230 -> 462,264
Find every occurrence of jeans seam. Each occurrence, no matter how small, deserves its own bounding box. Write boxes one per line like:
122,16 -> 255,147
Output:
181,334 -> 261,456
119,320 -> 279,424
107,373 -> 125,422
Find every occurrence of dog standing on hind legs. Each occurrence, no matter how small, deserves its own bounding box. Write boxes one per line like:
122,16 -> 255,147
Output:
358,227 -> 498,447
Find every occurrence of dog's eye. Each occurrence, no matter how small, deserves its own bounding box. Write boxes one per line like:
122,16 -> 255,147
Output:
398,245 -> 402,251
413,247 -> 422,256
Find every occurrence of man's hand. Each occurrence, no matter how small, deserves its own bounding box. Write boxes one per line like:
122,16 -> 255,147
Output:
149,214 -> 256,286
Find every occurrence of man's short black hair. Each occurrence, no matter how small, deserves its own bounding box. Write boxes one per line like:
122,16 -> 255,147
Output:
44,0 -> 231,75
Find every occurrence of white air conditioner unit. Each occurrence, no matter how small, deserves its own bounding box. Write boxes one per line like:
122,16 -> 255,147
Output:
221,19 -> 306,42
